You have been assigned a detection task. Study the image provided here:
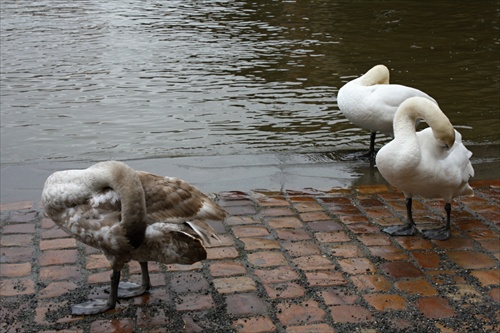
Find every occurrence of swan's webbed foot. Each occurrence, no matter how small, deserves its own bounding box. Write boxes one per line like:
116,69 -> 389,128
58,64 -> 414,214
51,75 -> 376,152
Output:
422,226 -> 450,240
116,281 -> 150,298
382,223 -> 417,236
71,299 -> 114,315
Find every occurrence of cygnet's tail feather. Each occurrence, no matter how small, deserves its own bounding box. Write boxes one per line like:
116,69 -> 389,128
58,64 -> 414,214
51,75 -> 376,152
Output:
186,220 -> 221,245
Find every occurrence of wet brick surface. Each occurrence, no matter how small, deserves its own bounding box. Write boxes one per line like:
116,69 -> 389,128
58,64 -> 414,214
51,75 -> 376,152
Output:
0,180 -> 499,332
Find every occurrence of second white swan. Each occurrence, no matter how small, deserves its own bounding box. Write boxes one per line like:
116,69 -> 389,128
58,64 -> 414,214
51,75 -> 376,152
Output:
375,97 -> 474,240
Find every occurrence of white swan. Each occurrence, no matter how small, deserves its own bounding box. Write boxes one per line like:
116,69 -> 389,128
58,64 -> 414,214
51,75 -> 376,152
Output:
337,64 -> 437,158
41,161 -> 226,315
375,97 -> 474,240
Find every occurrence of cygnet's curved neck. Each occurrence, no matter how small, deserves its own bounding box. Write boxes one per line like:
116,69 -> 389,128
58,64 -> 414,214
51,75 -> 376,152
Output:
394,97 -> 455,147
90,161 -> 147,247
360,64 -> 390,86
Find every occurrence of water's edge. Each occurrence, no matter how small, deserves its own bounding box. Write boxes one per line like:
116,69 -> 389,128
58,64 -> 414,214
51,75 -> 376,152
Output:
1,144 -> 498,204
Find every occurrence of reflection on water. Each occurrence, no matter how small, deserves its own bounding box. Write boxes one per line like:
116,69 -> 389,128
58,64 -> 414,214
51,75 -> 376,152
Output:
1,0 -> 498,164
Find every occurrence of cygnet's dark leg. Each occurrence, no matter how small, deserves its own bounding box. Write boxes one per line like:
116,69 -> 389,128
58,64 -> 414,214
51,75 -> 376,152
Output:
422,203 -> 452,240
116,261 -> 151,298
382,198 -> 418,236
71,270 -> 120,315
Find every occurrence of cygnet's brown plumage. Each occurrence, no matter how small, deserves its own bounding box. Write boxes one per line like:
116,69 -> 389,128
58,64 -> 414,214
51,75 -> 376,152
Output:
42,161 -> 226,315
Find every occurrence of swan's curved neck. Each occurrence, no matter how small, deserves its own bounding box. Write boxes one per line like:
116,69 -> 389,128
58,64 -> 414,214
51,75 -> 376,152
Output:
394,97 -> 455,147
360,65 -> 390,86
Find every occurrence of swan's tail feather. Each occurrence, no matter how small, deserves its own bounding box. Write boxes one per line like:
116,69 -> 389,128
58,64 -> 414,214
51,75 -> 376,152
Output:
185,220 -> 221,245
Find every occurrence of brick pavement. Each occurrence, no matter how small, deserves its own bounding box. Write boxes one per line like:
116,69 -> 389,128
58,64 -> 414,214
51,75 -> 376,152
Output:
0,180 -> 498,332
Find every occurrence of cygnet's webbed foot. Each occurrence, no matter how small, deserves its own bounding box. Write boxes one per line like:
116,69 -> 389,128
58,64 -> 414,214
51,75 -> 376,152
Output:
113,281 -> 150,298
71,299 -> 114,315
422,226 -> 450,240
382,223 -> 417,236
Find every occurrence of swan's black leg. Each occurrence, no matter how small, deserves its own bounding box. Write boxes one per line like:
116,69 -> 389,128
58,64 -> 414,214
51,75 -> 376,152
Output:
422,203 -> 451,240
71,270 -> 119,315
382,198 -> 418,236
115,261 -> 151,298
361,132 -> 377,160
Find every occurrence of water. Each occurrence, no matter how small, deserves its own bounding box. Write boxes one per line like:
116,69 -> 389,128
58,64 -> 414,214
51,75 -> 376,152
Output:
1,0 -> 499,165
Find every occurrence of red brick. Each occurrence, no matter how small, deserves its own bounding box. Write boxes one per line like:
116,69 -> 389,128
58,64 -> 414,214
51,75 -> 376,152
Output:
305,271 -> 347,287
254,266 -> 300,283
380,261 -> 424,278
471,269 -> 500,287
434,237 -> 474,250
293,255 -> 335,271
306,220 -> 344,232
88,270 -> 112,284
170,271 -> 209,294
300,211 -> 330,222
166,262 -> 203,271
209,261 -> 247,277
329,243 -> 363,258
395,278 -> 438,296
232,225 -> 269,238
412,251 -> 440,269
224,205 -> 258,216
7,211 -> 38,223
0,201 -> 33,211
0,247 -> 33,260
416,297 -> 456,319
261,207 -> 294,217
2,223 -> 35,234
315,231 -> 350,243
338,258 -> 376,274
338,215 -> 369,224
240,237 -> 280,251
226,293 -> 267,316
40,238 -> 77,250
357,234 -> 392,246
276,228 -> 311,241
264,282 -> 305,299
282,241 -> 321,257
214,276 -> 256,294
41,265 -> 80,282
276,299 -> 325,326
41,228 -> 69,239
90,319 -> 134,333
488,288 -> 500,302
232,316 -> 276,333
447,251 -> 496,269
363,294 -> 408,310
293,202 -> 323,213
286,323 -> 335,333
0,262 -> 31,277
395,237 -> 433,250
86,254 -> 110,270
226,216 -> 259,225
176,293 -> 214,311
0,277 -> 35,296
347,223 -> 381,234
318,289 -> 358,305
136,307 -> 171,329
206,246 -> 239,259
0,234 -> 34,247
267,216 -> 303,229
39,281 -> 78,299
248,251 -> 288,267
38,249 -> 78,267
350,274 -> 392,292
369,245 -> 409,260
330,305 -> 373,323
258,196 -> 289,207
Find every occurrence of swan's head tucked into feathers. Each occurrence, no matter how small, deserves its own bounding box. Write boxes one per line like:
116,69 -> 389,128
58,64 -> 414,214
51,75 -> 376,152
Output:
395,97 -> 455,148
360,64 -> 390,86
